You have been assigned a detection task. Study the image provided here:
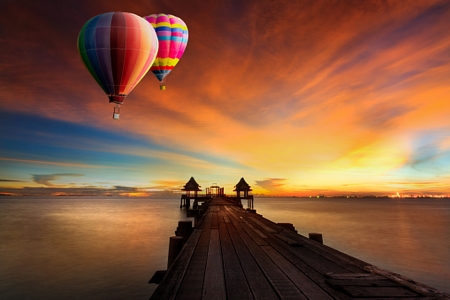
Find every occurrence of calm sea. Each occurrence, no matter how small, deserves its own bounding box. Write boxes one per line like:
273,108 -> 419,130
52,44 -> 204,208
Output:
0,196 -> 449,299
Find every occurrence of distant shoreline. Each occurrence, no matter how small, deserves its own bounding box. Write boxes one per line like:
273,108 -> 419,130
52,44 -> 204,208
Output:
1,193 -> 449,200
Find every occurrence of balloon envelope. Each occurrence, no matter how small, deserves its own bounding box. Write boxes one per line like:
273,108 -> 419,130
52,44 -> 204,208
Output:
144,13 -> 188,88
78,12 -> 158,104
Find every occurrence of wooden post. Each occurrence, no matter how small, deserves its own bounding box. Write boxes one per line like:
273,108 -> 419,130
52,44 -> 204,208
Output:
167,236 -> 184,269
176,221 -> 193,242
278,223 -> 297,233
309,233 -> 323,244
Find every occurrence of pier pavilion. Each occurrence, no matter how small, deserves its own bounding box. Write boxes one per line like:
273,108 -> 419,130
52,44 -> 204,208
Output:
234,177 -> 254,209
180,177 -> 202,208
206,183 -> 224,197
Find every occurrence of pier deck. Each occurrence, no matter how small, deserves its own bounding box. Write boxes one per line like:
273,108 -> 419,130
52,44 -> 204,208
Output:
150,197 -> 449,300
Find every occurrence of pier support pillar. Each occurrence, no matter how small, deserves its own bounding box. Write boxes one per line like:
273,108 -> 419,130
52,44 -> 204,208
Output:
309,233 -> 323,244
176,221 -> 193,242
167,236 -> 184,269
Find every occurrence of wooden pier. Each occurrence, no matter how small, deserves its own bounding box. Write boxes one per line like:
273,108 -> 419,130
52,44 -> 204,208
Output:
150,197 -> 449,300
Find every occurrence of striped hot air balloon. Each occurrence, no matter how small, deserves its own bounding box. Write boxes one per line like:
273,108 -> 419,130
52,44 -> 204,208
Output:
78,12 -> 158,119
144,13 -> 188,90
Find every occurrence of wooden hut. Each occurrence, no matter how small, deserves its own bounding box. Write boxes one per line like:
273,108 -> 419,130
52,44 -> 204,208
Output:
234,177 -> 254,209
180,177 -> 202,208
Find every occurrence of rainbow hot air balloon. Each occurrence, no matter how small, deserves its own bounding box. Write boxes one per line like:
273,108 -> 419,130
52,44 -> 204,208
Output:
144,13 -> 188,90
78,12 -> 158,119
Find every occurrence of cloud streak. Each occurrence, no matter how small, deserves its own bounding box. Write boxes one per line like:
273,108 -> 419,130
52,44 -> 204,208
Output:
255,179 -> 287,192
0,179 -> 26,182
32,173 -> 84,187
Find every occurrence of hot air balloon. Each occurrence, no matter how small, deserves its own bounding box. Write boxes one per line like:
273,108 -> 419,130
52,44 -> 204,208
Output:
144,13 -> 188,90
78,12 -> 158,119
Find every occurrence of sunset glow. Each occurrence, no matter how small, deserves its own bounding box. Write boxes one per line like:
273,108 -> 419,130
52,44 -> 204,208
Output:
1,0 -> 450,196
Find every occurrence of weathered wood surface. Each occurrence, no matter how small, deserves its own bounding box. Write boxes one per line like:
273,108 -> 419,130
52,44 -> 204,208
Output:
150,197 -> 450,300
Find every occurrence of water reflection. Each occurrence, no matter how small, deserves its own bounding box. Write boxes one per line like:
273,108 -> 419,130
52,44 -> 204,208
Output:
0,197 -> 188,300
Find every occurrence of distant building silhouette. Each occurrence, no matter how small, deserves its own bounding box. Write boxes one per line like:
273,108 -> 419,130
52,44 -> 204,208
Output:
234,177 -> 254,209
180,177 -> 202,208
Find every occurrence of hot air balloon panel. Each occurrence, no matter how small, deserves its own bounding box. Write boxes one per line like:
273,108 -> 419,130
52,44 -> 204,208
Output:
78,12 -> 158,105
144,14 -> 188,89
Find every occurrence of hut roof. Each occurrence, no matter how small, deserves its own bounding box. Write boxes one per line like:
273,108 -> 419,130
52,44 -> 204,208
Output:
181,176 -> 202,191
234,177 -> 252,191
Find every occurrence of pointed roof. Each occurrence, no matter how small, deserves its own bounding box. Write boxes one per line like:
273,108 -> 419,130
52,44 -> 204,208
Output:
181,176 -> 202,191
234,177 -> 252,191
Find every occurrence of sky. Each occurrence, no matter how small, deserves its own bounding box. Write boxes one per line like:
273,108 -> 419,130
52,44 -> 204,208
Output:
1,0 -> 450,197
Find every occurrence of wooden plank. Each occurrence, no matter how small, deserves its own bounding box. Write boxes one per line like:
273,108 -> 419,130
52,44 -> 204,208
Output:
339,286 -> 419,298
209,205 -> 220,212
235,221 -> 307,300
211,212 -> 219,229
175,219 -> 211,299
223,204 -> 236,211
277,229 -> 369,272
225,222 -> 279,300
274,235 -> 350,275
228,212 -> 273,248
272,233 -> 301,247
217,209 -> 225,223
326,278 -> 400,287
327,273 -> 388,280
351,298 -> 433,300
225,207 -> 244,224
202,229 -> 226,299
365,265 -> 450,299
263,235 -> 351,299
261,245 -> 334,300
242,220 -> 269,239
203,211 -> 212,224
218,219 -> 254,299
240,221 -> 269,246
326,273 -> 401,291
269,230 -> 361,275
232,207 -> 358,283
249,217 -> 279,234
149,228 -> 203,300
225,205 -> 244,216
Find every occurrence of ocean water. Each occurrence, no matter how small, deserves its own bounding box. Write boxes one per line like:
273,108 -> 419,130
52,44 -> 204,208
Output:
0,197 -> 188,300
0,196 -> 449,300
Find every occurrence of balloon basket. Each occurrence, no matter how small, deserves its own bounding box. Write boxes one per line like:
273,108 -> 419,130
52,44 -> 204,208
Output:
160,85 -> 166,91
113,105 -> 120,120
